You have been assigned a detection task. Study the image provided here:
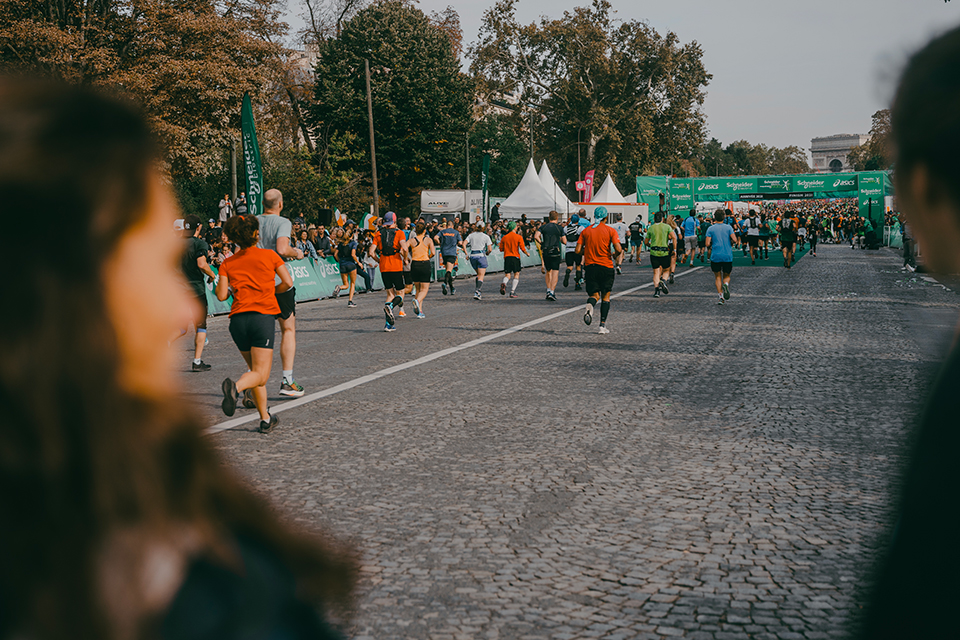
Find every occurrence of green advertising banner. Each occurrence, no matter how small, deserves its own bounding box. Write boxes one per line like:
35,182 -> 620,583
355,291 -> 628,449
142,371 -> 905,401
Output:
636,176 -> 668,212
240,93 -> 264,216
668,178 -> 694,211
693,177 -> 758,201
858,172 -> 886,227
757,176 -> 793,193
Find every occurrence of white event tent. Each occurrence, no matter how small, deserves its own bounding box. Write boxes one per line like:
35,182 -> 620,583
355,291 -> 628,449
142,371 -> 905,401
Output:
538,161 -> 575,214
498,158 -> 559,219
590,174 -> 628,204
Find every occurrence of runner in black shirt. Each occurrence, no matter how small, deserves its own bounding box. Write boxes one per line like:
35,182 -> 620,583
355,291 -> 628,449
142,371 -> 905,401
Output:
535,211 -> 566,301
179,215 -> 217,371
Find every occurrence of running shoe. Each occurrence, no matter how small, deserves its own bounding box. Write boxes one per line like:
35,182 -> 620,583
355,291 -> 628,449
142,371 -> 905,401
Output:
718,293 -> 724,305
347,300 -> 357,308
333,285 -> 342,298
398,308 -> 407,318
259,413 -> 279,434
722,283 -> 730,300
563,272 -> 570,287
574,283 -> 582,291
751,259 -> 756,265
616,266 -> 622,275
598,325 -> 610,335
221,378 -> 238,417
509,292 -> 518,298
583,303 -> 593,325
384,303 -> 395,325
653,289 -> 661,298
191,360 -> 211,372
450,286 -> 456,295
413,299 -> 422,316
500,282 -> 506,295
384,322 -> 396,332
416,312 -> 426,319
547,292 -> 557,301
441,283 -> 448,295
473,291 -> 482,301
280,380 -> 304,397
660,282 -> 669,295
629,256 -> 633,263
242,388 -> 256,409
669,273 -> 675,284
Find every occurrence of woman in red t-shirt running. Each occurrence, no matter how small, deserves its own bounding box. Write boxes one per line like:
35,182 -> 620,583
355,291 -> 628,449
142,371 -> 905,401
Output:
216,215 -> 293,433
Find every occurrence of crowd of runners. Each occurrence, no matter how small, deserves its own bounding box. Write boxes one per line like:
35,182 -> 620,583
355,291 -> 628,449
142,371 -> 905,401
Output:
177,190 -> 892,433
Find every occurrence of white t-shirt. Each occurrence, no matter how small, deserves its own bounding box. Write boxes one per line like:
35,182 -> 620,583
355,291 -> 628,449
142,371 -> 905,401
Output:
465,231 -> 493,254
609,221 -> 629,243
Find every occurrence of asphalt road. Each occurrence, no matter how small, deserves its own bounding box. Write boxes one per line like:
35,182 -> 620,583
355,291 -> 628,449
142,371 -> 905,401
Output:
179,244 -> 959,640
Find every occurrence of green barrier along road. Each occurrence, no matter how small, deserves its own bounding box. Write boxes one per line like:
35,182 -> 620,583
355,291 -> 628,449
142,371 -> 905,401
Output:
206,246 -> 542,317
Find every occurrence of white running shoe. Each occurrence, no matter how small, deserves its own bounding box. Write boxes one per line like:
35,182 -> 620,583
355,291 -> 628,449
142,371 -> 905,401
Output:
583,303 -> 594,326
598,325 -> 610,335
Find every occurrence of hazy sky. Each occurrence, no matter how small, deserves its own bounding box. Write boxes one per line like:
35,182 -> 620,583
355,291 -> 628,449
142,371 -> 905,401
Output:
289,0 -> 957,153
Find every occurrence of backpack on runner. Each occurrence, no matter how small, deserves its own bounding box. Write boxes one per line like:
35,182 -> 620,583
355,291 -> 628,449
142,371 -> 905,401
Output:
379,228 -> 398,256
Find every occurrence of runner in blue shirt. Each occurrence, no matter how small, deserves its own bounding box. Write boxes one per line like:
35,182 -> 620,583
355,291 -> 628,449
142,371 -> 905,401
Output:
681,211 -> 698,267
706,209 -> 739,305
435,218 -> 463,295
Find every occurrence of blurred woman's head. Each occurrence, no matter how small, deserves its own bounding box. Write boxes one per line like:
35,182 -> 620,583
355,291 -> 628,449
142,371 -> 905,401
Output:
224,214 -> 260,249
0,78 -> 354,640
892,25 -> 960,273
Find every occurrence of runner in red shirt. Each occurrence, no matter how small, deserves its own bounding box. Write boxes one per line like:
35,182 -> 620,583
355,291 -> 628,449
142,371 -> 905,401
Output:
575,207 -> 622,334
216,214 -> 293,433
499,221 -> 530,298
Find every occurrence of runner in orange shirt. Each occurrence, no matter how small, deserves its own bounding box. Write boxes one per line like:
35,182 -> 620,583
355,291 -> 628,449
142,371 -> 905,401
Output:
216,214 -> 293,433
370,211 -> 409,331
499,221 -> 530,298
575,207 -> 622,334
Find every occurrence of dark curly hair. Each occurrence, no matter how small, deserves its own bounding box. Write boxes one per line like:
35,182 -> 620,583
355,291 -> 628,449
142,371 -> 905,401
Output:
0,79 -> 355,640
224,214 -> 260,249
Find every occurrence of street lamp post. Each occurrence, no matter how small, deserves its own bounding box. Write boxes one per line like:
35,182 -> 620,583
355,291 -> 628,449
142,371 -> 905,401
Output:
365,59 -> 379,218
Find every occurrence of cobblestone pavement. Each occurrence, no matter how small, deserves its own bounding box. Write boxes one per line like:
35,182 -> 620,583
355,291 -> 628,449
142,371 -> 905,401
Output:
184,245 -> 959,639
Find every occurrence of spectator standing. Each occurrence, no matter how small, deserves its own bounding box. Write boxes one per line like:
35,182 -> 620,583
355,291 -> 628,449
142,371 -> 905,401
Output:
218,194 -> 233,223
234,191 -> 248,215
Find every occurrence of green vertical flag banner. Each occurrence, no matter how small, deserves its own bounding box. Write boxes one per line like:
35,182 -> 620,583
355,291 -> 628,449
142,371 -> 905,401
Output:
240,93 -> 264,216
668,178 -> 694,211
481,153 -> 491,220
635,176 -> 668,212
858,172 -> 885,227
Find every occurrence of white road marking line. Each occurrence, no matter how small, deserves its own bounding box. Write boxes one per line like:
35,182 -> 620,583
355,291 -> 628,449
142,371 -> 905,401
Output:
206,266 -> 704,435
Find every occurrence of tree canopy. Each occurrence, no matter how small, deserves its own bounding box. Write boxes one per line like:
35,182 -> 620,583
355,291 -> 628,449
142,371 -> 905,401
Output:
847,109 -> 891,171
308,0 -> 473,215
0,0 -> 287,178
470,0 -> 711,189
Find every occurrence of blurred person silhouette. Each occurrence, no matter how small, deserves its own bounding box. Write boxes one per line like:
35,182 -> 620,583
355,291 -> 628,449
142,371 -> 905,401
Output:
858,25 -> 960,639
0,79 -> 356,640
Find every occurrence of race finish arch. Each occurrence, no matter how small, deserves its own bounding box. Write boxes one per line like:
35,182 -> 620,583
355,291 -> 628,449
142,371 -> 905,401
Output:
637,172 -> 893,230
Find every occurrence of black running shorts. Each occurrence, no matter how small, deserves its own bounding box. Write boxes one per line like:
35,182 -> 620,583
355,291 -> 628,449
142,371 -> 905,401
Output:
192,287 -> 208,330
229,311 -> 276,351
402,269 -> 414,286
544,255 -> 562,271
382,271 -> 405,292
504,256 -> 522,274
441,254 -> 458,267
650,254 -> 671,270
410,260 -> 432,283
711,261 -> 733,274
276,287 -> 296,320
584,264 -> 615,296
565,251 -> 582,267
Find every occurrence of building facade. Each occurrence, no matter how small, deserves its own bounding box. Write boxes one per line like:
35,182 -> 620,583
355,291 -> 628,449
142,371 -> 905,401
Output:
810,134 -> 870,173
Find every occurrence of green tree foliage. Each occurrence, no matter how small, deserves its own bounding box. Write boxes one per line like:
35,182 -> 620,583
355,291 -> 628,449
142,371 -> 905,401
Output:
460,113 -> 529,198
470,0 -> 711,189
688,138 -> 810,177
848,109 -> 891,171
0,0 -> 287,179
308,1 -> 473,216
